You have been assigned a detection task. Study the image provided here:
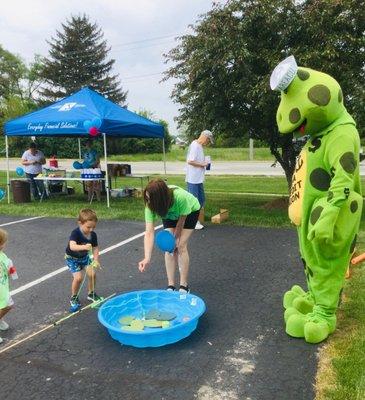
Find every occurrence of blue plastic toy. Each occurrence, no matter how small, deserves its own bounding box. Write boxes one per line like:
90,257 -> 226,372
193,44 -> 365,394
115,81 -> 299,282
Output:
16,166 -> 24,176
98,290 -> 206,348
155,230 -> 176,253
0,189 -> 5,201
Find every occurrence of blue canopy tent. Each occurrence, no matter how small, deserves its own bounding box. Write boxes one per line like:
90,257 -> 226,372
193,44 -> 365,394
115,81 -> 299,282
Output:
4,87 -> 166,206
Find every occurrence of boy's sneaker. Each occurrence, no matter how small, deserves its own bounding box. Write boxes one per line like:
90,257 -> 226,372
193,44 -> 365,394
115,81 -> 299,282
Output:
0,320 -> 9,331
179,285 -> 190,294
70,295 -> 81,307
195,221 -> 204,230
87,291 -> 102,302
166,285 -> 176,292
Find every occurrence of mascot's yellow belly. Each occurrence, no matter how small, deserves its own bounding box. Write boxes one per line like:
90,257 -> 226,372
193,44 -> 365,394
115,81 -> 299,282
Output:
289,150 -> 307,226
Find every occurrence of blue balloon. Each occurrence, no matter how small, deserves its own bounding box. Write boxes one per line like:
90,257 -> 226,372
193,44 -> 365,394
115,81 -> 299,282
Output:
0,189 -> 6,201
73,161 -> 83,170
91,117 -> 102,129
82,161 -> 91,168
16,166 -> 24,176
83,120 -> 93,131
155,230 -> 176,253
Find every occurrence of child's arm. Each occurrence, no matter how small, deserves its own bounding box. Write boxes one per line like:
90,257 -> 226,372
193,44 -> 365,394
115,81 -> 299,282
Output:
69,240 -> 92,252
92,246 -> 100,264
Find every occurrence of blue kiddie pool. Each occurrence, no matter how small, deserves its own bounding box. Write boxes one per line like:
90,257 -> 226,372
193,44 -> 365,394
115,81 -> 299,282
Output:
98,290 -> 206,348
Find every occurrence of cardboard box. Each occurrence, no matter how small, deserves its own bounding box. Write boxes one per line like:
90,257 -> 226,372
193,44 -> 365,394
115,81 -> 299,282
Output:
211,209 -> 229,224
132,189 -> 143,198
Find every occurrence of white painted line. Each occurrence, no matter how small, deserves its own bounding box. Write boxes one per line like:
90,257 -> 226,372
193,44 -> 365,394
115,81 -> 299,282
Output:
10,267 -> 68,295
0,216 -> 44,227
0,293 -> 116,354
10,224 -> 163,296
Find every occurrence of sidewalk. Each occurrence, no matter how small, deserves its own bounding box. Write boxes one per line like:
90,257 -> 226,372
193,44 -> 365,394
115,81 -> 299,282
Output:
2,158 -> 365,176
0,158 -> 285,176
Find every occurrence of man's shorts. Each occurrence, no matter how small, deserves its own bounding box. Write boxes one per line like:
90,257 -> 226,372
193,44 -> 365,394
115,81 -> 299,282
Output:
163,210 -> 200,230
186,183 -> 205,207
65,254 -> 91,273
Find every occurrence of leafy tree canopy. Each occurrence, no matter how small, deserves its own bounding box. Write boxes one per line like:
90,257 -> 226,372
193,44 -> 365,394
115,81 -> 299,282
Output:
164,0 -> 365,184
0,46 -> 42,102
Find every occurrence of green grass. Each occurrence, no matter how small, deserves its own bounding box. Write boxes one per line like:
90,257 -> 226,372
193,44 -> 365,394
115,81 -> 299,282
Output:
316,235 -> 365,400
0,173 -> 291,227
109,145 -> 275,162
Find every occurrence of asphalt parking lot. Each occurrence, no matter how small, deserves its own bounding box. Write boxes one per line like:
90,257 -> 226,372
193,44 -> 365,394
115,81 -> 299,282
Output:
0,216 -> 316,400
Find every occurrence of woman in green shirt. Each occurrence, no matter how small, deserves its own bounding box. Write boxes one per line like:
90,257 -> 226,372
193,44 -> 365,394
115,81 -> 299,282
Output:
138,179 -> 200,293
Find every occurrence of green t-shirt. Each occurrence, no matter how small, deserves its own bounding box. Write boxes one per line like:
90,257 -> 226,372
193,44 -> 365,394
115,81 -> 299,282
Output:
0,251 -> 10,309
145,185 -> 200,223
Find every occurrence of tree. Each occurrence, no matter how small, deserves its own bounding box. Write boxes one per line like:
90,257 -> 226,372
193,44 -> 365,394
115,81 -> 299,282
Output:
164,0 -> 301,185
164,0 -> 364,186
40,15 -> 127,104
294,0 -> 365,135
0,46 -> 42,102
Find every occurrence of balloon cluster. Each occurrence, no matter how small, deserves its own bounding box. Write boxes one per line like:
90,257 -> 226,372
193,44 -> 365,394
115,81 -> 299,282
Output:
83,117 -> 102,137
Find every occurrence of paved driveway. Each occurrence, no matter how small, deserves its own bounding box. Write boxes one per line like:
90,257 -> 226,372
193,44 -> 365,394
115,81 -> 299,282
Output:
0,216 -> 316,400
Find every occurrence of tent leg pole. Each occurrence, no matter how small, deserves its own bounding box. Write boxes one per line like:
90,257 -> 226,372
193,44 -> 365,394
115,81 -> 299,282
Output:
5,136 -> 10,204
162,138 -> 167,176
103,133 -> 110,208
78,138 -> 82,159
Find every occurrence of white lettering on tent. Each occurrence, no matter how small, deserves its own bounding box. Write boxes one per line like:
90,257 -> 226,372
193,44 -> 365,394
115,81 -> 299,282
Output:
58,102 -> 77,111
27,122 -> 79,132
28,123 -> 44,132
50,103 -> 86,111
60,122 -> 78,129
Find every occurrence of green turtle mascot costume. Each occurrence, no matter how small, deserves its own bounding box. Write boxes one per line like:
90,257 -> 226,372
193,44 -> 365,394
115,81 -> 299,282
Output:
270,55 -> 362,343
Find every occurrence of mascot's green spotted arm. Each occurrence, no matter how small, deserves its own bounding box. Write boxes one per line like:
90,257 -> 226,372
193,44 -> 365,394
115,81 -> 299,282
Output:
270,56 -> 362,344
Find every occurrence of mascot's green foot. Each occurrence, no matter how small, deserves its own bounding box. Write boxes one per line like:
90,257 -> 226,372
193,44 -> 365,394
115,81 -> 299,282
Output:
285,313 -> 307,338
283,285 -> 306,309
292,295 -> 314,314
304,314 -> 336,344
284,307 -> 304,323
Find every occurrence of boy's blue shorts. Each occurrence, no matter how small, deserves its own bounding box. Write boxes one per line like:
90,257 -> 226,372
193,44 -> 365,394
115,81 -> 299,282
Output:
65,254 -> 91,273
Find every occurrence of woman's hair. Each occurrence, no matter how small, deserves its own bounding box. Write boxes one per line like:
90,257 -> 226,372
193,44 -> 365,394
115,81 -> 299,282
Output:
0,228 -> 8,247
143,179 -> 173,217
78,208 -> 98,223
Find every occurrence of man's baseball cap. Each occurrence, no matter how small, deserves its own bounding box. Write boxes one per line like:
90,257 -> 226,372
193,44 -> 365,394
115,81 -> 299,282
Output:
201,130 -> 214,143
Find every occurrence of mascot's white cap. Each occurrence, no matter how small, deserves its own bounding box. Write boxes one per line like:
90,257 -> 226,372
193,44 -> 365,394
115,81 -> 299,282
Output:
270,55 -> 298,91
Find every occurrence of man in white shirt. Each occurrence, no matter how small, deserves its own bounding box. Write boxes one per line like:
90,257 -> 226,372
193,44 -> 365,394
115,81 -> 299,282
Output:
21,142 -> 46,200
185,130 -> 213,229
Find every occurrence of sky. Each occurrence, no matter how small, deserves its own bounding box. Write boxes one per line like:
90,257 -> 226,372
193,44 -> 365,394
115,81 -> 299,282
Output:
0,0 -> 220,136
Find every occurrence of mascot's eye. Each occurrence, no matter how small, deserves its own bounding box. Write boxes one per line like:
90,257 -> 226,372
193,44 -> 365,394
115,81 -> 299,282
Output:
297,69 -> 310,81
